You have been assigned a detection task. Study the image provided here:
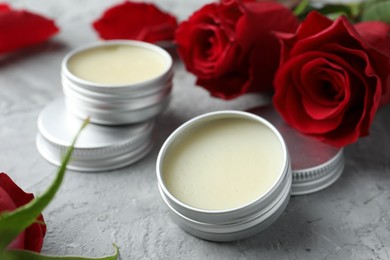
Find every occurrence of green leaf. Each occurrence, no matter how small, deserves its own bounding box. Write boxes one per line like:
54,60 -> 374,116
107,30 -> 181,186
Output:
326,12 -> 349,21
348,2 -> 363,18
361,0 -> 390,23
0,118 -> 90,250
295,2 -> 364,21
293,0 -> 310,16
317,4 -> 353,17
1,244 -> 118,260
362,0 -> 387,10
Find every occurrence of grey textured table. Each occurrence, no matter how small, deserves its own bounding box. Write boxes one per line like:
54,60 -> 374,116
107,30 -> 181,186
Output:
1,1 -> 390,259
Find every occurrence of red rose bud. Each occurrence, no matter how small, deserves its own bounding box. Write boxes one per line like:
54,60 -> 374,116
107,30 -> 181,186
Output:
273,12 -> 390,147
0,3 -> 59,54
0,173 -> 46,252
93,1 -> 178,43
175,0 -> 299,99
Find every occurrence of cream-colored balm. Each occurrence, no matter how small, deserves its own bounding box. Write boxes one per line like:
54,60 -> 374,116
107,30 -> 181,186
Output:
67,44 -> 167,85
163,117 -> 285,211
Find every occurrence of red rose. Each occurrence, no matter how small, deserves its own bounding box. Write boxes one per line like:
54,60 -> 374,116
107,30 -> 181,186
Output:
0,173 -> 46,252
93,1 -> 178,43
0,3 -> 58,54
273,12 -> 390,147
175,0 -> 299,99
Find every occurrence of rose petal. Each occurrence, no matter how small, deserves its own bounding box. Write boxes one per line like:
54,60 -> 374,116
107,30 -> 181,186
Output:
274,57 -> 307,126
298,54 -> 354,114
196,67 -> 250,99
295,12 -> 332,41
7,231 -> 26,251
0,174 -> 34,207
0,5 -> 58,54
219,0 -> 245,41
321,43 -> 383,123
0,186 -> 17,212
176,3 -> 221,78
23,214 -> 46,252
192,25 -> 232,77
355,21 -> 390,105
0,3 -> 11,12
300,60 -> 348,117
275,55 -> 344,134
93,1 -> 177,43
275,12 -> 331,64
235,1 -> 299,92
289,16 -> 358,57
318,45 -> 380,141
316,107 -> 364,146
355,21 -> 390,56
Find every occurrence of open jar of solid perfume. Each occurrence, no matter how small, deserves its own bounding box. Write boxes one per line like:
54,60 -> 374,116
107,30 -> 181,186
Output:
156,109 -> 345,241
157,111 -> 292,241
61,40 -> 173,125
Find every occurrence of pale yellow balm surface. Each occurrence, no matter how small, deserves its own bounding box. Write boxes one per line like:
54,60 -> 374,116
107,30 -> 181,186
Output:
67,44 -> 167,85
163,117 -> 285,211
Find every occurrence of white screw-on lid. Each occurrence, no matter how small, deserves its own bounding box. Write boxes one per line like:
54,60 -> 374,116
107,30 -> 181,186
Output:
36,98 -> 155,172
249,105 -> 344,195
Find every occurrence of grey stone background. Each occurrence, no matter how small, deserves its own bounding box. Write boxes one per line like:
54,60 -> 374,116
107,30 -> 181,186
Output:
1,0 -> 389,259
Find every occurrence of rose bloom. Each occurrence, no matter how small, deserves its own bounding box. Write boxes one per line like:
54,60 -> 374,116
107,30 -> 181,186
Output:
0,173 -> 46,252
175,0 -> 299,99
273,12 -> 390,147
93,1 -> 177,43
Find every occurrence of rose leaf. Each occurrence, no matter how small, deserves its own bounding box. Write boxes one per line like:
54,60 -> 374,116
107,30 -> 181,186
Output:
361,0 -> 390,23
0,244 -> 118,260
314,4 -> 354,20
293,0 -> 310,16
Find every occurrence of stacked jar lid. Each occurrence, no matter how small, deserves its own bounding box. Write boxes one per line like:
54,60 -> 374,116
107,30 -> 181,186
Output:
37,40 -> 173,171
248,105 -> 344,196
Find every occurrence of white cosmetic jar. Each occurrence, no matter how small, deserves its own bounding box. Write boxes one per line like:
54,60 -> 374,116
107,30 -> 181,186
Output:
61,40 -> 173,125
156,111 -> 292,241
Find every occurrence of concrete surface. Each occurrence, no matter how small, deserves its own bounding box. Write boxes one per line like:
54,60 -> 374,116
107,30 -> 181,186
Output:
1,0 -> 389,259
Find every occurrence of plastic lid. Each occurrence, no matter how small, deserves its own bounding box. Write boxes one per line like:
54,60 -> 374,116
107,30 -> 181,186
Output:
249,105 -> 344,195
36,98 -> 155,172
